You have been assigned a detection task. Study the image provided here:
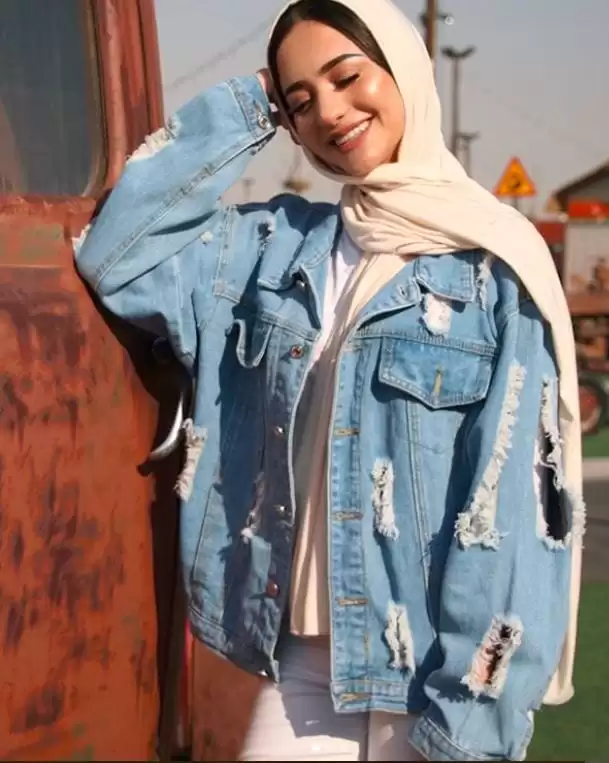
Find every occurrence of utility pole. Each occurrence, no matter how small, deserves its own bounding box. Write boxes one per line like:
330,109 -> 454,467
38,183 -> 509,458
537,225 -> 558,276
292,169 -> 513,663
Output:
420,1 -> 453,66
426,0 -> 437,63
458,131 -> 480,175
442,46 -> 476,158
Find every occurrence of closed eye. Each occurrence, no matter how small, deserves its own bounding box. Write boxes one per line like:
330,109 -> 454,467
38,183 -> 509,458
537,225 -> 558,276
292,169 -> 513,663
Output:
336,74 -> 359,88
288,74 -> 360,117
289,100 -> 311,117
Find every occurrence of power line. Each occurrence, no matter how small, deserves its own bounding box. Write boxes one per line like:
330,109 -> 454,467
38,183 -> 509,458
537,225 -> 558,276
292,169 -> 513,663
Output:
466,76 -> 606,160
166,15 -> 276,93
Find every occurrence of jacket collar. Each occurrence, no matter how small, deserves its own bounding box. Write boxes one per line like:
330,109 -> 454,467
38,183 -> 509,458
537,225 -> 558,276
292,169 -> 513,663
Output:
256,201 -> 480,308
413,251 -> 479,303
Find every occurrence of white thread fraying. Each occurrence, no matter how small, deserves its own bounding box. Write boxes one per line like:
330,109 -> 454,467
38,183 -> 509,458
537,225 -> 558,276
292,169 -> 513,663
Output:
201,231 -> 214,244
128,126 -> 173,163
462,615 -> 523,699
258,218 -> 276,254
174,420 -> 207,501
566,487 -> 587,542
372,460 -> 399,540
533,433 -> 549,541
241,472 -> 265,541
422,293 -> 453,335
540,377 -> 565,490
384,603 -> 415,672
455,362 -> 527,549
542,486 -> 587,551
72,223 -> 91,254
534,378 -> 586,550
477,253 -> 494,309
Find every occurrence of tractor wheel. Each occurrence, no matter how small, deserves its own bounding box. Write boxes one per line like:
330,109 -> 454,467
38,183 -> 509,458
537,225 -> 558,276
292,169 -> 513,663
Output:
579,374 -> 608,435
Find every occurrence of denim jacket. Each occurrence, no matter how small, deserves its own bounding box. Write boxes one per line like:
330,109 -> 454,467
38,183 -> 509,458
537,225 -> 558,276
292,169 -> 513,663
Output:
74,75 -> 577,761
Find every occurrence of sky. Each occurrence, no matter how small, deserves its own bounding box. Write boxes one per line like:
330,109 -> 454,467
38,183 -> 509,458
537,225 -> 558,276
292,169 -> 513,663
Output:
153,0 -> 609,213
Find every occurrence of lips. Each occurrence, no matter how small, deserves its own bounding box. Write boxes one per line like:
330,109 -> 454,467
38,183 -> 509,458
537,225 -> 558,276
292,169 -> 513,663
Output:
330,119 -> 372,147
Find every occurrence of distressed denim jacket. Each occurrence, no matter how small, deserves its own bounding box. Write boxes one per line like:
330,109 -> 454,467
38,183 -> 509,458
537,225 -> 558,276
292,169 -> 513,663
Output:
75,75 -> 578,762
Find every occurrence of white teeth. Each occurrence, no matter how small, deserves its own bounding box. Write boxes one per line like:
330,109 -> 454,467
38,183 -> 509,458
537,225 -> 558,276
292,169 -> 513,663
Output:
334,121 -> 370,146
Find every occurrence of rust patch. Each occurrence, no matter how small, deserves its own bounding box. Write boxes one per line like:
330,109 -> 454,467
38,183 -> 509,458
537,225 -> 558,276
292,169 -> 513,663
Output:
69,629 -> 112,671
130,638 -> 156,700
10,523 -> 25,570
5,598 -> 26,650
0,222 -> 65,265
0,1 -> 169,755
0,377 -> 29,446
11,683 -> 66,733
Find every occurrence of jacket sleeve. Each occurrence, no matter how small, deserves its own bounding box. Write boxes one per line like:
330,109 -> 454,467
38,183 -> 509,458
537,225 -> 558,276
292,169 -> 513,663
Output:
74,75 -> 275,368
409,296 -> 583,761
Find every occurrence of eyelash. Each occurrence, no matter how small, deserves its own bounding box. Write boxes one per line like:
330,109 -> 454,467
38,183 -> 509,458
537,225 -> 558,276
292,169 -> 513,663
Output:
289,73 -> 360,116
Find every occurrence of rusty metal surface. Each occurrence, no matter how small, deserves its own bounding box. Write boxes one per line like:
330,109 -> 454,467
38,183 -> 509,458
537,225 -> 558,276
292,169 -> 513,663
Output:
0,207 -> 159,760
0,0 -> 173,760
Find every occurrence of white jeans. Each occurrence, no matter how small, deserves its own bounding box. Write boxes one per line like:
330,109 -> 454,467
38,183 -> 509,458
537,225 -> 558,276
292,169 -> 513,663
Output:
239,636 -> 425,761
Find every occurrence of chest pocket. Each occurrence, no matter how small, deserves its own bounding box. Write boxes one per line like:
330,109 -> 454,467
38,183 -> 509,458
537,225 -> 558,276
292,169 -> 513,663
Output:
378,335 -> 494,409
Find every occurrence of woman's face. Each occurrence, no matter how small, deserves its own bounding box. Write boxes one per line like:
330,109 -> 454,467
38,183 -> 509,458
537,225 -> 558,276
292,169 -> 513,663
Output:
275,20 -> 405,177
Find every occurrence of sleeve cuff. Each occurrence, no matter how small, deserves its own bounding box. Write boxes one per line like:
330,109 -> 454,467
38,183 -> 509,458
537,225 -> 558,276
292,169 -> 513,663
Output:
227,75 -> 276,140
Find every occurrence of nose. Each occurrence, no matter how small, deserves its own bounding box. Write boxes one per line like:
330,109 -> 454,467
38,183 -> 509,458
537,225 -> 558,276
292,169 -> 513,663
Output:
315,88 -> 347,130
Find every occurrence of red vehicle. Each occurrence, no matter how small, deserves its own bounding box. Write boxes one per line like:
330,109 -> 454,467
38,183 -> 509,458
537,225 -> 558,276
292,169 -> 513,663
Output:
0,3 -> 265,759
0,2 -> 180,759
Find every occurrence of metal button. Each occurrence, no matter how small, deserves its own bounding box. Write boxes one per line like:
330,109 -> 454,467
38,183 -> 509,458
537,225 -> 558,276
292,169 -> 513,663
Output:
273,425 -> 284,437
290,345 -> 305,359
257,112 -> 270,130
266,580 -> 280,598
275,504 -> 286,515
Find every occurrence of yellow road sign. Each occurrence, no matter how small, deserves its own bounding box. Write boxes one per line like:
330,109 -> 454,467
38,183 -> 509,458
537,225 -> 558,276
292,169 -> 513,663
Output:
494,157 -> 537,198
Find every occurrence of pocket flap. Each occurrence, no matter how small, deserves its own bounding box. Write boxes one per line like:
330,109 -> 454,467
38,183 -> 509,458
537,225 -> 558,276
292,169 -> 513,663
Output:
378,336 -> 493,409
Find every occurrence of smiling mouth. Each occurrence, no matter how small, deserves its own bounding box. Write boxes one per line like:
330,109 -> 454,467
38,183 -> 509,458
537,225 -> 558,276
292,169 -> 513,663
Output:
331,119 -> 372,149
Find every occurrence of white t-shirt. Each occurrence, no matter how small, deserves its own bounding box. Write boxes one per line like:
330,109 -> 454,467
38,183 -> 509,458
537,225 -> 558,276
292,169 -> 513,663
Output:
311,230 -> 362,363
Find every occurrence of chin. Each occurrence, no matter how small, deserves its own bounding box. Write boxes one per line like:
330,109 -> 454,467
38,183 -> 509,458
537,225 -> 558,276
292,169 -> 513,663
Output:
342,157 -> 382,177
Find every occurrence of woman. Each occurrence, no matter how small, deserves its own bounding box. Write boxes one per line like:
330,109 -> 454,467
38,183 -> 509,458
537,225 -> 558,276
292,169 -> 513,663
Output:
75,0 -> 585,759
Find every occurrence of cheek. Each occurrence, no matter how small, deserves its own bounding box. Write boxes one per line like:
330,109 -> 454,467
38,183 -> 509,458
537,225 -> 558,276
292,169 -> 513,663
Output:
378,87 -> 406,147
358,72 -> 385,102
293,122 -> 320,153
357,76 -> 404,133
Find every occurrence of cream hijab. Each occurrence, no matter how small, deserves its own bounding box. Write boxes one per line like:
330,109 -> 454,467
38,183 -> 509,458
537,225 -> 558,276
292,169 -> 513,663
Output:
270,0 -> 582,705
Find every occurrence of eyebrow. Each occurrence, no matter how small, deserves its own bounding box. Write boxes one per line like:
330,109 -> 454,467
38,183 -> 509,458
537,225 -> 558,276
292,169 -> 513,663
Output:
283,53 -> 364,97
